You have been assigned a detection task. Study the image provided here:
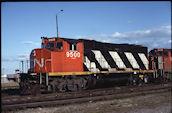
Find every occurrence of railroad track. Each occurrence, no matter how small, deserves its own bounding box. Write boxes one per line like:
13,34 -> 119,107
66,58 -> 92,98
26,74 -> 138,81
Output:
2,83 -> 171,112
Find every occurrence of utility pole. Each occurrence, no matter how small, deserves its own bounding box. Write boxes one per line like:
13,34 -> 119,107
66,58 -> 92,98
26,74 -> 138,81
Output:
21,60 -> 24,73
56,14 -> 58,38
56,9 -> 63,38
26,60 -> 29,73
2,68 -> 5,75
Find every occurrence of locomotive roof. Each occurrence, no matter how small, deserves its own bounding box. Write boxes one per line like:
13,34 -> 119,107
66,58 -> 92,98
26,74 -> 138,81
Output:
45,37 -> 146,48
150,48 -> 172,52
59,37 -> 146,48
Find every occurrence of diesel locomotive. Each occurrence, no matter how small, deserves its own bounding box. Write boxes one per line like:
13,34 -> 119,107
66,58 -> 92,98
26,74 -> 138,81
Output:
19,37 -> 171,94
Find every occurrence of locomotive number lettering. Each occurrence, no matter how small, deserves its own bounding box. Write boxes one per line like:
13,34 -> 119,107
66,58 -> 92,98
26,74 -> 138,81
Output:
66,51 -> 80,59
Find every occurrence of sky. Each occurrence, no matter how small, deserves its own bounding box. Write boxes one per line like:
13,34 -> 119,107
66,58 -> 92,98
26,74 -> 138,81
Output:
1,1 -> 171,74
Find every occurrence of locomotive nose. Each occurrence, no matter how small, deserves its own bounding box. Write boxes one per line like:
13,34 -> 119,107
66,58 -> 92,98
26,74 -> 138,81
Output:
30,50 -> 35,73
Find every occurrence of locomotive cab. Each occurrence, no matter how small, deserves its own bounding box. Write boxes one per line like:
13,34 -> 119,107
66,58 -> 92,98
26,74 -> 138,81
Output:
149,49 -> 172,79
30,37 -> 84,73
149,49 -> 170,70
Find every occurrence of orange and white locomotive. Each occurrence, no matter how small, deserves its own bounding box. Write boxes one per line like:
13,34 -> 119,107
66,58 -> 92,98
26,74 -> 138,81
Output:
19,37 -> 171,94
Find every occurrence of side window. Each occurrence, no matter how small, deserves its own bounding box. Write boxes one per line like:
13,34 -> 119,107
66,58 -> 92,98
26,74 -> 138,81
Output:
70,43 -> 73,50
41,43 -> 46,48
56,42 -> 63,49
69,43 -> 77,51
73,43 -> 77,51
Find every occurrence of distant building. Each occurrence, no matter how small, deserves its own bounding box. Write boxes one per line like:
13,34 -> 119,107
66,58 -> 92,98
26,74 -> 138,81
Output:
7,74 -> 19,82
1,73 -> 20,83
1,74 -> 12,83
1,69 -> 20,83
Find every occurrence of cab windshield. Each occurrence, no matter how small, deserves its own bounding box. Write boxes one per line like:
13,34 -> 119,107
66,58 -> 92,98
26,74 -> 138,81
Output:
41,43 -> 46,48
150,51 -> 168,56
47,43 -> 54,48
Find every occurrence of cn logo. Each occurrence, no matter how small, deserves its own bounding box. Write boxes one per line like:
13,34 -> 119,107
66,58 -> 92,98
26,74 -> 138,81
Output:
34,58 -> 44,67
66,51 -> 80,59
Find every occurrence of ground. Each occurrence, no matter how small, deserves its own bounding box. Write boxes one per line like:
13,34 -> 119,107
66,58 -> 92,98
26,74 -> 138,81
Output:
1,82 -> 19,90
8,90 -> 171,113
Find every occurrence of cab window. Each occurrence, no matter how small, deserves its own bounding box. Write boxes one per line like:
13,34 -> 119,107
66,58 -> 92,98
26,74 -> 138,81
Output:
163,52 -> 168,56
156,52 -> 162,55
41,43 -> 46,48
47,43 -> 54,48
73,44 -> 77,50
56,42 -> 63,49
69,43 -> 77,51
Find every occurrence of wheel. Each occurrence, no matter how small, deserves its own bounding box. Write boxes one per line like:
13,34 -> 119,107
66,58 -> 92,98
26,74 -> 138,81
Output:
67,84 -> 78,91
83,76 -> 96,89
31,83 -> 40,96
19,80 -> 31,95
58,80 -> 67,92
